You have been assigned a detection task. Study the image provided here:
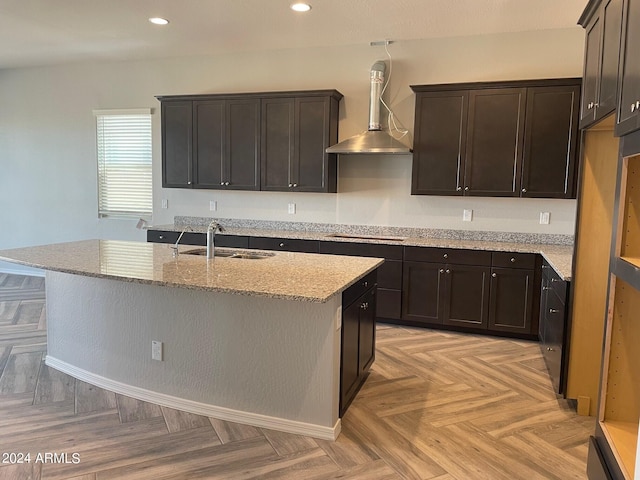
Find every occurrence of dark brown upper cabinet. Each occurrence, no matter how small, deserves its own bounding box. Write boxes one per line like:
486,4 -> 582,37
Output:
161,101 -> 193,188
157,90 -> 342,192
464,88 -> 526,196
615,0 -> 640,136
193,98 -> 260,190
411,91 -> 468,195
411,79 -> 581,199
521,85 -> 581,198
159,96 -> 259,190
261,93 -> 341,193
579,0 -> 624,129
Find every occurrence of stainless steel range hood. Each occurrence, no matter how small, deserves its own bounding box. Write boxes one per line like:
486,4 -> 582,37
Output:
326,61 -> 412,155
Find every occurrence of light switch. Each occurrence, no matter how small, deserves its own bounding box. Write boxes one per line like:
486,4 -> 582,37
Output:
463,209 -> 473,222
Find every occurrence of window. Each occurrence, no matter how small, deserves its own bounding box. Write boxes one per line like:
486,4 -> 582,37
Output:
95,109 -> 152,218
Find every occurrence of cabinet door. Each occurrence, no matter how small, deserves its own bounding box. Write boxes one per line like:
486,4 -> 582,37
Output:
617,0 -> 640,136
358,288 -> 376,375
543,291 -> 565,393
598,0 -> 624,119
340,299 -> 360,413
295,97 -> 336,192
402,261 -> 443,324
464,88 -> 526,196
162,101 -> 193,187
226,99 -> 260,190
261,98 -> 294,190
580,12 -> 602,128
411,91 -> 468,195
193,100 -> 224,188
442,265 -> 490,329
488,268 -> 535,334
521,85 -> 580,198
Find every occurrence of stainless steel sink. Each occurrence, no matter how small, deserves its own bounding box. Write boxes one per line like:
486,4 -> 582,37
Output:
326,233 -> 406,242
182,248 -> 275,259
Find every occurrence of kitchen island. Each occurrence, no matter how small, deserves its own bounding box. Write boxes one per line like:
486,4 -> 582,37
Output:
0,240 -> 383,440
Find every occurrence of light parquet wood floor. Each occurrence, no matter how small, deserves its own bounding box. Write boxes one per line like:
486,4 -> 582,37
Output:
0,273 -> 594,479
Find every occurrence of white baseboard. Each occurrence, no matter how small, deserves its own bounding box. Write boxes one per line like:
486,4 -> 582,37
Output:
46,355 -> 341,441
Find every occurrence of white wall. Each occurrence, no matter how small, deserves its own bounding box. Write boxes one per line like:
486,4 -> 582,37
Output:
0,28 -> 584,272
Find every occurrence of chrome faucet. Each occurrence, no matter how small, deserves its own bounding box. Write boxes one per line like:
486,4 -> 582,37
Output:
171,226 -> 193,256
206,221 -> 225,259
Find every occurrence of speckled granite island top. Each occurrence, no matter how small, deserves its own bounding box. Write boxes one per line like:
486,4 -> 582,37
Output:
0,240 -> 383,303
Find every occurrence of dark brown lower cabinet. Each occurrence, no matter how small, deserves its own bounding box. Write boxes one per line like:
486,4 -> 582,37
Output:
340,271 -> 377,415
402,261 -> 490,329
539,260 -> 569,394
488,267 -> 536,334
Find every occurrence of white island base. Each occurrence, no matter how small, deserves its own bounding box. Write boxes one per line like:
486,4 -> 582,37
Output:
45,271 -> 343,440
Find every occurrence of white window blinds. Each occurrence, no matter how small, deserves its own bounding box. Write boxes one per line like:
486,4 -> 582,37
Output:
95,109 -> 152,218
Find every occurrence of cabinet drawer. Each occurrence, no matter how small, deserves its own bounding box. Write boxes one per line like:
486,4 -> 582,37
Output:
343,270 -> 377,307
319,240 -> 403,260
248,236 -> 319,253
492,252 -> 537,269
147,230 -> 206,246
404,246 -> 492,266
216,235 -> 249,248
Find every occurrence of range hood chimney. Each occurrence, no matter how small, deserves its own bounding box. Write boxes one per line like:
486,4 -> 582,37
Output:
326,61 -> 412,155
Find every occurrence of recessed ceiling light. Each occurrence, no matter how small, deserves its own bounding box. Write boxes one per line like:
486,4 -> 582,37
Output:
290,3 -> 311,12
149,17 -> 169,25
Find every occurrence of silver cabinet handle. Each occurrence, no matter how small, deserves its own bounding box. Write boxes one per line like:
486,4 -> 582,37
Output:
637,101 -> 640,110
510,257 -> 516,263
225,182 -> 230,186
221,182 -> 225,185
360,302 -> 369,310
293,183 -> 298,187
288,183 -> 293,187
464,186 -> 469,191
632,103 -> 636,113
443,253 -> 448,259
363,281 -> 368,287
549,309 -> 560,313
456,186 -> 462,191
492,273 -> 497,278
439,269 -> 444,274
158,235 -> 164,239
187,181 -> 192,185
588,102 -> 593,109
543,286 -> 551,291
445,269 -> 451,274
522,188 -> 527,193
279,242 -> 285,247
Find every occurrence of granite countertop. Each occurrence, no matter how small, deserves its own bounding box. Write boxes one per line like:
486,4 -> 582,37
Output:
0,240 -> 382,303
153,222 -> 574,280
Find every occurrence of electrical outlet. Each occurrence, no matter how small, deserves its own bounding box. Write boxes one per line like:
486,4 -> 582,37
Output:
288,203 -> 296,214
161,199 -> 168,209
209,200 -> 217,211
151,340 -> 163,361
540,212 -> 550,225
463,209 -> 473,222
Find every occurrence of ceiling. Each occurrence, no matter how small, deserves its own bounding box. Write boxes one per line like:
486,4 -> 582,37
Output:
0,0 -> 587,70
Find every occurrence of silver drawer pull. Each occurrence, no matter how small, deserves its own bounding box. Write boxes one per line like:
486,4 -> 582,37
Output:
492,273 -> 497,278
443,253 -> 448,259
510,257 -> 516,263
439,269 -> 444,274
549,309 -> 560,313
279,242 -> 285,247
